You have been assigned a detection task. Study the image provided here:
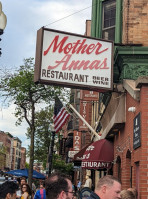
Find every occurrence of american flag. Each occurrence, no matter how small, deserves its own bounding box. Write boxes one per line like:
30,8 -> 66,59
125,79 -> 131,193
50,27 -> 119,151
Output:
53,97 -> 70,133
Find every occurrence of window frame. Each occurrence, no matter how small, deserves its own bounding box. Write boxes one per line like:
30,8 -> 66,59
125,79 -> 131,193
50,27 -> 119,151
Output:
91,0 -> 122,43
102,0 -> 116,41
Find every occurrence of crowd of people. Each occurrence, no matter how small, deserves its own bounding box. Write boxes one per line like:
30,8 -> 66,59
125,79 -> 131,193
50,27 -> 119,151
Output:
0,173 -> 138,199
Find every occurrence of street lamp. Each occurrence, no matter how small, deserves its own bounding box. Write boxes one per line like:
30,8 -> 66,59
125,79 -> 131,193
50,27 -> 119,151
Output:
48,125 -> 55,177
0,2 -> 7,56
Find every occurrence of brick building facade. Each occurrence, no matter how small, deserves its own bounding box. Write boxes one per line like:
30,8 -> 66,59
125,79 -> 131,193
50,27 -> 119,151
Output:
122,0 -> 148,46
86,0 -> 148,198
59,1 -> 148,197
0,131 -> 26,171
0,131 -> 13,170
113,78 -> 148,198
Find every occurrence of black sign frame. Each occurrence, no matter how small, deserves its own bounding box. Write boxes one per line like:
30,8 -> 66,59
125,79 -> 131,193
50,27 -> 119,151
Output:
133,112 -> 141,150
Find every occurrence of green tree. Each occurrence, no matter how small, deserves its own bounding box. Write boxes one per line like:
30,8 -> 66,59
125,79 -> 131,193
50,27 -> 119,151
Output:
53,154 -> 73,175
25,162 -> 29,169
0,58 -> 67,188
26,107 -> 53,169
27,107 -> 73,175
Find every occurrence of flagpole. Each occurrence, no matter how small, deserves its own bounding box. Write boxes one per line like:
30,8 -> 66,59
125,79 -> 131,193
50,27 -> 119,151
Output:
68,104 -> 100,140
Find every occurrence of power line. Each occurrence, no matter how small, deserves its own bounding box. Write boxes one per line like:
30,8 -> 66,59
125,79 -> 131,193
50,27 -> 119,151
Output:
44,5 -> 92,28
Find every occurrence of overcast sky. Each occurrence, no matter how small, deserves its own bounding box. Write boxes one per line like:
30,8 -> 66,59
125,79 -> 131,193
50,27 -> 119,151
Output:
0,0 -> 92,148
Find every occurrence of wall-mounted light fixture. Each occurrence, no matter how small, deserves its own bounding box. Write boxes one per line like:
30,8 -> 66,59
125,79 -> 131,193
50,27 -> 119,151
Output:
0,2 -> 7,56
0,2 -> 7,35
128,107 -> 136,113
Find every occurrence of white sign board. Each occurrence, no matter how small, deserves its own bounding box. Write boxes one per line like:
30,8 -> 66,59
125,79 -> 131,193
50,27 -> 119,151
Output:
35,28 -> 113,91
68,151 -> 79,158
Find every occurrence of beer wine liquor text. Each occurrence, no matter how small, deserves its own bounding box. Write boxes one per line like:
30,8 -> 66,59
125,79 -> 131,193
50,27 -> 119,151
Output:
40,30 -> 113,89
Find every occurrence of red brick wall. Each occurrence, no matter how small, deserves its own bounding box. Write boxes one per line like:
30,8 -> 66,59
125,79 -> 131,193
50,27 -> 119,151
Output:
139,86 -> 148,198
0,131 -> 12,154
114,85 -> 148,199
122,0 -> 148,46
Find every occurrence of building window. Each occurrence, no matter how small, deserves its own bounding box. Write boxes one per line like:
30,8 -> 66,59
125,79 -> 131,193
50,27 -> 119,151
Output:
91,0 -> 122,43
116,156 -> 121,182
77,90 -> 80,98
76,104 -> 80,112
102,0 -> 116,41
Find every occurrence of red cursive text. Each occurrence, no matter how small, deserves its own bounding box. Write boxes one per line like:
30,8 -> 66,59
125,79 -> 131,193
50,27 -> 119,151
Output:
44,35 -> 108,56
48,54 -> 109,70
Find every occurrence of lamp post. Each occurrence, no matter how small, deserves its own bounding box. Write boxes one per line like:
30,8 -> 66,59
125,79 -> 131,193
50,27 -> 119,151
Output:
0,2 -> 7,56
48,125 -> 55,177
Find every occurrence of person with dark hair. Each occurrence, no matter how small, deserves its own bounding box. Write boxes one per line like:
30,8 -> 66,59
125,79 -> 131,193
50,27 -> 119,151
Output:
20,178 -> 27,185
34,183 -> 46,199
0,181 -> 19,199
88,175 -> 121,199
45,172 -> 74,199
17,178 -> 27,199
21,183 -> 32,199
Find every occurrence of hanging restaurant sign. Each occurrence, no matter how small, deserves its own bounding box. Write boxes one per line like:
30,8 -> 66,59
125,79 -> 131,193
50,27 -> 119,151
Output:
34,27 -> 114,91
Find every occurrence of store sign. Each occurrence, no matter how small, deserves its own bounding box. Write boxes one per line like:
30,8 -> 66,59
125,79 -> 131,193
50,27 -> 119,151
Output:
34,28 -> 113,91
81,90 -> 99,101
79,91 -> 99,130
79,101 -> 89,130
133,113 -> 141,149
81,161 -> 111,169
68,151 -> 78,158
73,131 -> 81,151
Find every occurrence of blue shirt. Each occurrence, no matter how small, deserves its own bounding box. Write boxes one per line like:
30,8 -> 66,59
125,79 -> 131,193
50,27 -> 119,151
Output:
34,189 -> 46,199
77,181 -> 81,188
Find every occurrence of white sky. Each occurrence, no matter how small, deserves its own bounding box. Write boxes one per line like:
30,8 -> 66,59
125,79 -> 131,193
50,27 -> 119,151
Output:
0,0 -> 92,148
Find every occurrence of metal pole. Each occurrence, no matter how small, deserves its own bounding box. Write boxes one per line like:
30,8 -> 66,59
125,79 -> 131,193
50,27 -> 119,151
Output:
48,131 -> 55,177
69,104 -> 100,140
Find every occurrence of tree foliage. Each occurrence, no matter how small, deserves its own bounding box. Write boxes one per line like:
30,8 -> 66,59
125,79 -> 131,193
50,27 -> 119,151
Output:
25,162 -> 29,169
26,107 -> 53,169
0,58 -> 69,187
27,107 -> 73,174
53,154 -> 73,175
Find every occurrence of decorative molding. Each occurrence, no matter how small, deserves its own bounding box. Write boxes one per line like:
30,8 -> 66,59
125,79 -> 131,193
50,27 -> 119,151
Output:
120,64 -> 148,81
114,46 -> 148,82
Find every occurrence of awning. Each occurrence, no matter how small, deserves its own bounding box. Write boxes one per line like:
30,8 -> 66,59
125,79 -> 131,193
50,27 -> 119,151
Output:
73,144 -> 92,166
73,143 -> 92,161
81,139 -> 114,169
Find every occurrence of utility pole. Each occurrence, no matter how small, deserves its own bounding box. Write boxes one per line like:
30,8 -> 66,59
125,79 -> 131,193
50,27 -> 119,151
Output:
48,130 -> 55,177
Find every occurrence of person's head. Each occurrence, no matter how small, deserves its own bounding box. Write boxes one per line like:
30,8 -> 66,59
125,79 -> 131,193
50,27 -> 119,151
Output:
21,183 -> 32,195
95,175 -> 121,199
127,188 -> 138,199
0,181 -> 19,199
120,190 -> 135,199
85,175 -> 90,180
45,172 -> 74,199
20,177 -> 27,185
40,183 -> 45,189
